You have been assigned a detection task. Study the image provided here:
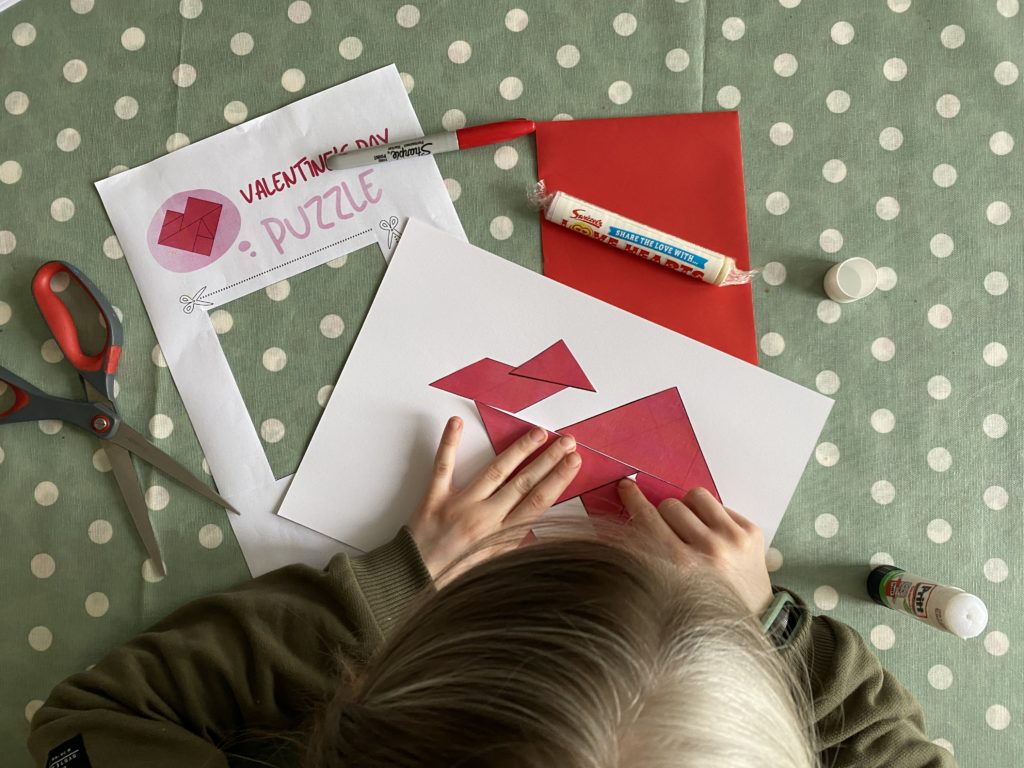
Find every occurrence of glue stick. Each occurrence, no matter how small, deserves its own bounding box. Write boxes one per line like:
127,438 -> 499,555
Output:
868,565 -> 988,639
529,181 -> 756,286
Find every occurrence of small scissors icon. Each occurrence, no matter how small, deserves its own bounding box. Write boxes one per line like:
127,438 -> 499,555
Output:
379,216 -> 401,249
179,285 -> 214,314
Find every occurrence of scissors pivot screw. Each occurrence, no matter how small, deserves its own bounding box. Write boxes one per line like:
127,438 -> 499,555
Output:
91,415 -> 112,434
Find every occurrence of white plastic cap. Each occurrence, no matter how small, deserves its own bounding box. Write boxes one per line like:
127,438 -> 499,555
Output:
824,257 -> 878,303
944,592 -> 989,639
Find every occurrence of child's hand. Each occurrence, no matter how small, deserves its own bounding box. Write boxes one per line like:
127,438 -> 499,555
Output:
409,416 -> 581,582
618,480 -> 773,614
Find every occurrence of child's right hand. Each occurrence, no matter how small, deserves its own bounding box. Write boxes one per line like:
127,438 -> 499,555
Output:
617,480 -> 773,614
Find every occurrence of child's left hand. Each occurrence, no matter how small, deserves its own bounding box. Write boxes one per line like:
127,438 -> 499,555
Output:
408,416 -> 581,583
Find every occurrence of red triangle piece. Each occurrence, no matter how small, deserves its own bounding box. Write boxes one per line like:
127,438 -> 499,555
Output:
510,340 -> 595,391
476,404 -> 635,504
431,358 -> 566,412
636,471 -> 720,505
579,473 -> 720,525
559,388 -> 717,493
477,401 -> 538,454
159,210 -> 184,237
580,480 -> 630,522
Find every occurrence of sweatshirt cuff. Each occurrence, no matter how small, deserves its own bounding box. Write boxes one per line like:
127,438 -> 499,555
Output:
345,526 -> 434,634
777,587 -> 840,685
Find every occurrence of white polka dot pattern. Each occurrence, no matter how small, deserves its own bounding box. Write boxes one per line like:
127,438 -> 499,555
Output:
0,6 -> 1019,761
870,625 -> 895,650
85,592 -> 109,617
338,37 -> 362,60
230,32 -> 254,56
199,524 -> 224,549
260,418 -> 286,443
28,626 -> 52,651
88,519 -> 113,544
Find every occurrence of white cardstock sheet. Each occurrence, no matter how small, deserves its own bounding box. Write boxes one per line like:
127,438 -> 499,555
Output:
96,66 -> 465,575
278,219 -> 835,553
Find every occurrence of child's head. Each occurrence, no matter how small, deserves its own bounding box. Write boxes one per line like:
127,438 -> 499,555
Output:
306,532 -> 815,767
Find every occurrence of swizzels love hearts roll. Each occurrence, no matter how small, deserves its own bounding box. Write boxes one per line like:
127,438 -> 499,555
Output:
529,181 -> 756,286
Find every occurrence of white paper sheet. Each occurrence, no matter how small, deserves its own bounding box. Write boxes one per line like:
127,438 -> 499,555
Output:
95,66 -> 465,575
278,219 -> 834,552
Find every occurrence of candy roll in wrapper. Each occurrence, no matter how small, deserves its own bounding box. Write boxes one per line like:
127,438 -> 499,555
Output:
529,181 -> 757,287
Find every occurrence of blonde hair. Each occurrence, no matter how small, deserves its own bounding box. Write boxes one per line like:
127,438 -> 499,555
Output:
306,528 -> 817,767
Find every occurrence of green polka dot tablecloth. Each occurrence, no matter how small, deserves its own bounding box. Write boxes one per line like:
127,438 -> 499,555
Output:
1,0 -> 1021,762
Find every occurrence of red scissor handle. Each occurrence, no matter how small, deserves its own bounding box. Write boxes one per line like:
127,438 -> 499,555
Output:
31,261 -> 123,401
0,370 -> 32,420
0,365 -> 116,435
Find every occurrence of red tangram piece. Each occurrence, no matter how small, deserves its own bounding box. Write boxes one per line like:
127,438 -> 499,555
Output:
559,388 -> 719,495
510,340 -> 595,391
581,473 -> 724,528
432,347 -> 719,519
636,471 -> 719,504
579,480 -> 631,522
578,472 -> 719,524
431,358 -> 566,413
158,196 -> 223,256
476,403 -> 635,504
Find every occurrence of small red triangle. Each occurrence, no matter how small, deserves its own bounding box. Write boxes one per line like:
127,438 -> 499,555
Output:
510,340 -> 596,392
580,480 -> 631,522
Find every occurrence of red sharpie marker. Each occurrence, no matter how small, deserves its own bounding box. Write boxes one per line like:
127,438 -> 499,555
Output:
326,118 -> 536,171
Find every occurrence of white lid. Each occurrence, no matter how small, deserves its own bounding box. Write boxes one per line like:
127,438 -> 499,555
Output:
824,257 -> 878,303
944,593 -> 989,639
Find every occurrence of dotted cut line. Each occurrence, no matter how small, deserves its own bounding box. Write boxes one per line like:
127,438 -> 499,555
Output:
207,230 -> 372,297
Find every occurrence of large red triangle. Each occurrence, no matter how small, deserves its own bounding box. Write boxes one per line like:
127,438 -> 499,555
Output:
431,358 -> 565,412
476,403 -> 635,504
558,388 -> 718,494
510,340 -> 595,391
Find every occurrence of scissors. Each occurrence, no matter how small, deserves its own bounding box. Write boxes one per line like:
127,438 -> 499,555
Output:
0,261 -> 238,577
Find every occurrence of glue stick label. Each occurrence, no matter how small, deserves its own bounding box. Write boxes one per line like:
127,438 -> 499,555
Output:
886,577 -> 935,619
544,192 -> 733,285
869,564 -> 988,639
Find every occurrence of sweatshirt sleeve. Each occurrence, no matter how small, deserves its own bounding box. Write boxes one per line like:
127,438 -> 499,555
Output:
782,602 -> 958,768
27,527 -> 433,768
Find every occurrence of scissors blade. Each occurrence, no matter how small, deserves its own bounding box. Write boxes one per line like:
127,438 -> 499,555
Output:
106,443 -> 167,577
109,422 -> 239,514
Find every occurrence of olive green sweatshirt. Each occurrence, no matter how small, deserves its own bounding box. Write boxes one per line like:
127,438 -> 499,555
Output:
28,529 -> 956,768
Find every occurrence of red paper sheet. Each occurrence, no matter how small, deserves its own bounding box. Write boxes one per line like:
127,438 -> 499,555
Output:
534,113 -> 757,365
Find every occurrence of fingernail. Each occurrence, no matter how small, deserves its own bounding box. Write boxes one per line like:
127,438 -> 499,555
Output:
530,427 -> 546,442
450,416 -> 462,430
618,478 -> 633,489
558,435 -> 575,449
566,452 -> 582,467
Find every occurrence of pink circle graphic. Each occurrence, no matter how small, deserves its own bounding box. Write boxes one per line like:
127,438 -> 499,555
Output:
146,188 -> 241,273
